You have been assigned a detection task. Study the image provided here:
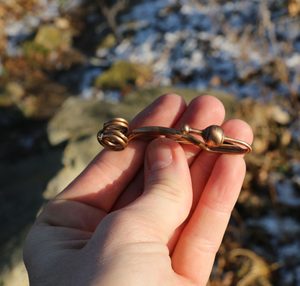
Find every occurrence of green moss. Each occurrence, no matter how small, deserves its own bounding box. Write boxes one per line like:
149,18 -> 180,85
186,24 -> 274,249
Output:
94,60 -> 153,90
34,25 -> 72,51
98,34 -> 117,50
22,41 -> 50,58
0,93 -> 13,107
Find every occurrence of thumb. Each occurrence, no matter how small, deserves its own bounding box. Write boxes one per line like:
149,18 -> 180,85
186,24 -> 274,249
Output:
128,138 -> 193,243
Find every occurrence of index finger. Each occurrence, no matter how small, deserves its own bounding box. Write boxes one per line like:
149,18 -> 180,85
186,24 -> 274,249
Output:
56,94 -> 186,212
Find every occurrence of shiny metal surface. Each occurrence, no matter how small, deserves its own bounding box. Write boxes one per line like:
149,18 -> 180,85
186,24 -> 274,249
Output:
97,118 -> 252,154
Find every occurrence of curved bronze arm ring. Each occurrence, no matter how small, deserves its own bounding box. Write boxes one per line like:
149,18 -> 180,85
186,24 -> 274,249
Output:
97,118 -> 252,154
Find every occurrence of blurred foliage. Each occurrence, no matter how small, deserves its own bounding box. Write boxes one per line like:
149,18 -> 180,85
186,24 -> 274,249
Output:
34,24 -> 73,51
97,33 -> 117,49
288,0 -> 300,16
95,60 -> 153,91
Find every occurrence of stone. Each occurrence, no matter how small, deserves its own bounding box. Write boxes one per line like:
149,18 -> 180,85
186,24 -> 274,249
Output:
43,162 -> 85,200
1,261 -> 28,286
5,82 -> 25,103
63,135 -> 100,168
269,105 -> 291,125
44,135 -> 101,199
47,97 -> 110,145
252,137 -> 269,154
281,130 -> 292,146
54,17 -> 71,30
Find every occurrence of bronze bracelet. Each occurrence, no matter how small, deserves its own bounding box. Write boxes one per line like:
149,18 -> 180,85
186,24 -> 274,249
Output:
97,118 -> 252,154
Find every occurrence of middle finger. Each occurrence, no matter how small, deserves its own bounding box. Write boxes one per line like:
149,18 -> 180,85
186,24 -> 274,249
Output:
112,95 -> 225,210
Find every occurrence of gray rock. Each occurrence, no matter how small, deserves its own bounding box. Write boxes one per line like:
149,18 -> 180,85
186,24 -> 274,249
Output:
269,105 -> 291,125
47,97 -> 109,145
45,91 -> 153,198
47,91 -> 168,146
44,135 -> 102,199
1,261 -> 28,286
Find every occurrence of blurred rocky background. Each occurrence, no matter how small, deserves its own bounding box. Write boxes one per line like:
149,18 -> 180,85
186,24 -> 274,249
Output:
0,0 -> 300,285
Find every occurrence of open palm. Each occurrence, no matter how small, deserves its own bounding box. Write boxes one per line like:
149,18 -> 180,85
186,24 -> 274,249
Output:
24,94 -> 253,286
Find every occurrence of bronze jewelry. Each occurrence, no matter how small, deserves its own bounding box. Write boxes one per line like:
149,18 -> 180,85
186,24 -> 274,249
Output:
97,118 -> 252,154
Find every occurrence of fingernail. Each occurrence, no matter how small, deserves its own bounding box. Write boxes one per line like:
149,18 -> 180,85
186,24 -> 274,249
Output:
147,139 -> 173,171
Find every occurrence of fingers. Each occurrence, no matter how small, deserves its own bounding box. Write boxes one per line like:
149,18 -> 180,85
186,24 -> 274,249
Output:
112,95 -> 225,210
56,94 -> 186,212
189,119 -> 254,212
95,138 -> 193,247
172,120 -> 253,285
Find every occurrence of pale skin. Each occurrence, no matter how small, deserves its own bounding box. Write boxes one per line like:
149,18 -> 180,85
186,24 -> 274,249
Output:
24,94 -> 253,286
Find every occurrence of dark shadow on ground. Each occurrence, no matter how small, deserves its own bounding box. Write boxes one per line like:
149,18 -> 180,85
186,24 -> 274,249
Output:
0,148 -> 64,272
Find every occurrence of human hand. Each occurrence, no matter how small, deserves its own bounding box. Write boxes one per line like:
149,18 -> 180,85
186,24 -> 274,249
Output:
24,94 -> 253,286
